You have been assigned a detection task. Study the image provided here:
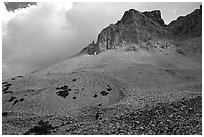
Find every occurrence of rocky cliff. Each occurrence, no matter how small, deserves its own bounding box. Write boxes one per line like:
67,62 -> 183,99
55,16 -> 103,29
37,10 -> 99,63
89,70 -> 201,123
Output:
143,10 -> 166,27
81,9 -> 172,55
166,5 -> 202,39
81,6 -> 202,55
96,9 -> 172,52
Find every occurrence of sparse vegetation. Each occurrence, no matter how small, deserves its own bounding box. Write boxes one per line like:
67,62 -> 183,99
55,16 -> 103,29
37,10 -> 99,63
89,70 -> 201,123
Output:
175,48 -> 185,56
56,85 -> 71,98
24,120 -> 56,135
125,46 -> 138,52
100,91 -> 109,96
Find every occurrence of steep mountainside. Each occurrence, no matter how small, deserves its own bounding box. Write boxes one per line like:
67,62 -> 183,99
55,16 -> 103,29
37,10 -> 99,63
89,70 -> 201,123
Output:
142,10 -> 166,27
81,9 -> 174,55
81,6 -> 202,56
166,5 -> 202,39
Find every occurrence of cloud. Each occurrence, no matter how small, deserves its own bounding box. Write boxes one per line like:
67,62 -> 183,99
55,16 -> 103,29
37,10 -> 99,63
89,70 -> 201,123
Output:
2,2 -> 135,79
2,2 -> 75,79
2,2 -> 201,79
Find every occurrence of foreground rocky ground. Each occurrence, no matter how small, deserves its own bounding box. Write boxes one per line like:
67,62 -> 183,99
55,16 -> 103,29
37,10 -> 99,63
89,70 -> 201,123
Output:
3,95 -> 202,135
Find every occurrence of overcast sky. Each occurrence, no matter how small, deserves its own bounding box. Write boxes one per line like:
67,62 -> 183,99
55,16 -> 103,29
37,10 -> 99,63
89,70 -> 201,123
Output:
2,2 -> 201,79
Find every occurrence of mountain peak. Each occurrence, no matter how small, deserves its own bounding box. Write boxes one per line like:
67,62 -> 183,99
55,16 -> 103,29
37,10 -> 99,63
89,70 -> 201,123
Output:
80,8 -> 173,55
143,10 -> 166,27
120,9 -> 142,25
80,6 -> 201,55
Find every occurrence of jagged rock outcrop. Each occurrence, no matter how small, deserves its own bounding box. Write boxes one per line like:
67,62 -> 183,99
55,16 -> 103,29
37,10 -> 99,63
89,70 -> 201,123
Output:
81,5 -> 202,55
143,10 -> 166,27
96,9 -> 175,53
80,41 -> 99,55
81,9 -> 173,55
166,5 -> 202,39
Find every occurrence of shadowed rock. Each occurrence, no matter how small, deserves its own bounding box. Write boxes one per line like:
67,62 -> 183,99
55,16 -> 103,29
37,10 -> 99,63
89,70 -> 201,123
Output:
80,8 -> 174,55
166,5 -> 202,39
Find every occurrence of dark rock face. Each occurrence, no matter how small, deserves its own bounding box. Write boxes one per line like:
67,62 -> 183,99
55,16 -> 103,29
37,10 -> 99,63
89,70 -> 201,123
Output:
143,10 -> 166,27
80,41 -> 99,55
81,9 -> 172,55
97,24 -> 123,52
96,9 -> 174,53
166,5 -> 202,39
80,5 -> 202,55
